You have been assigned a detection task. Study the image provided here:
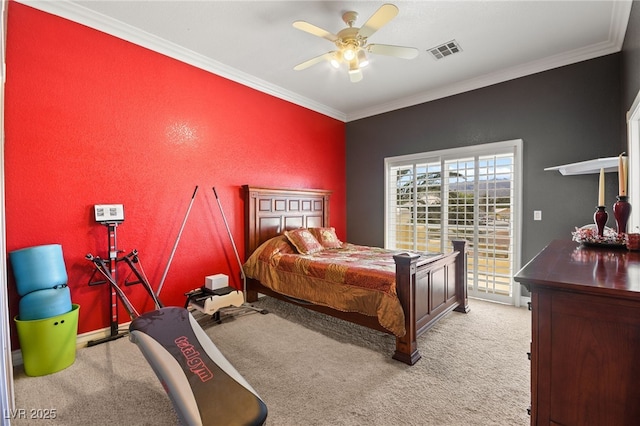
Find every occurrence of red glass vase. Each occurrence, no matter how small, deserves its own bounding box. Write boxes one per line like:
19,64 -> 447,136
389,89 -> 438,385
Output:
594,206 -> 608,237
613,196 -> 631,235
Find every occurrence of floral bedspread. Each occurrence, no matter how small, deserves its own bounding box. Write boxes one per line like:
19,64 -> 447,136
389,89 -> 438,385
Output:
243,235 -> 435,337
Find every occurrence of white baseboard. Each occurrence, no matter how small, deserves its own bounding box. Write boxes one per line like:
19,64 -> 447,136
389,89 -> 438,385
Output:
12,322 -> 131,366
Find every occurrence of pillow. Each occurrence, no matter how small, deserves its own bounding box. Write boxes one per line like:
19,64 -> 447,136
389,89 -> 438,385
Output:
284,228 -> 324,255
309,227 -> 343,249
261,235 -> 296,256
252,235 -> 296,263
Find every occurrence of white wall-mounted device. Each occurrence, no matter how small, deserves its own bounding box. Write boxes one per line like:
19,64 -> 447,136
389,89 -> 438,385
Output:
94,204 -> 125,223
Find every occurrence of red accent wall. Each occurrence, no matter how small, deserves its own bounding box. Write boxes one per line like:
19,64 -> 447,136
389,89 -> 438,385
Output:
4,2 -> 346,346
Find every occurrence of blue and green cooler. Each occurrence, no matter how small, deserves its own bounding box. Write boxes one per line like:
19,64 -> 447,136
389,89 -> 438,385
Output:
10,244 -> 79,376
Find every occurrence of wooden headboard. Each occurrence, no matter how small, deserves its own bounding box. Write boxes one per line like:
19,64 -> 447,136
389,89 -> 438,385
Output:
243,185 -> 331,258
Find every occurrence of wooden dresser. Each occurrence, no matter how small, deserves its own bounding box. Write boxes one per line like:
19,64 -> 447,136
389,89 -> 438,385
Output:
514,239 -> 640,426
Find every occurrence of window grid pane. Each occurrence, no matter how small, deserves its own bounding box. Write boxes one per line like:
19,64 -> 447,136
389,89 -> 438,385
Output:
475,154 -> 514,296
423,163 -> 443,253
389,165 -> 416,251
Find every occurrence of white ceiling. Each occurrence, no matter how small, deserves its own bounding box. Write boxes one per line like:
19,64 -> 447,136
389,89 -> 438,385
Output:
22,1 -> 633,122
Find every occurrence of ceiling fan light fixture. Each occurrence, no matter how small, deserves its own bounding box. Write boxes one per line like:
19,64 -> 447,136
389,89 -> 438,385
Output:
292,3 -> 417,83
357,49 -> 369,67
348,60 -> 360,74
330,51 -> 342,68
343,43 -> 357,61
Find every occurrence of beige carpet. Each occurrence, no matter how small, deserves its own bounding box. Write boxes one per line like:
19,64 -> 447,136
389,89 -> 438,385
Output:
12,297 -> 531,425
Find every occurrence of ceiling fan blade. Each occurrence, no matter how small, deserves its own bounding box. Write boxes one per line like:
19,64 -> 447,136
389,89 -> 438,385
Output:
358,4 -> 399,38
293,21 -> 339,42
367,44 -> 418,59
294,52 -> 332,71
349,69 -> 363,83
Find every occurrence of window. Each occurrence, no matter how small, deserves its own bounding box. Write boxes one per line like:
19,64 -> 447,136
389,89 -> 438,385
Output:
385,140 -> 522,305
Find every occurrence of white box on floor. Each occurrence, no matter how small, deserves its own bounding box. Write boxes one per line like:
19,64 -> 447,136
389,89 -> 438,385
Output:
205,274 -> 228,290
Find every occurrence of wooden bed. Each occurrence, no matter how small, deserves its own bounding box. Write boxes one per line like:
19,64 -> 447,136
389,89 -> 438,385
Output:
242,185 -> 469,365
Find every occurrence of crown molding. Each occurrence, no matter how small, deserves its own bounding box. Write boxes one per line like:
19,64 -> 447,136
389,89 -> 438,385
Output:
17,0 -> 632,123
346,0 -> 633,122
347,39 -> 622,121
17,0 -> 347,122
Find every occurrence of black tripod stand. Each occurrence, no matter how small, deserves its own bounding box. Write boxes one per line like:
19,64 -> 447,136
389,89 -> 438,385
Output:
86,223 -> 162,346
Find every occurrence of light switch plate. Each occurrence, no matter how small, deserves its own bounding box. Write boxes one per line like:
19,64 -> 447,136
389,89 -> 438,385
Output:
534,210 -> 542,221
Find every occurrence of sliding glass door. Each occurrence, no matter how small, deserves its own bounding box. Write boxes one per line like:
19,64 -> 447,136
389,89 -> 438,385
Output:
385,140 -> 522,305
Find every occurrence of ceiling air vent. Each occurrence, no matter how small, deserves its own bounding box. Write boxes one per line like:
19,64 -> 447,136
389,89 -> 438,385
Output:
428,40 -> 462,60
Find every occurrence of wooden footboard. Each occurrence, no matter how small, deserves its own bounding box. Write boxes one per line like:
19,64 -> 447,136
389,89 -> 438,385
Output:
392,240 -> 468,365
245,239 -> 468,366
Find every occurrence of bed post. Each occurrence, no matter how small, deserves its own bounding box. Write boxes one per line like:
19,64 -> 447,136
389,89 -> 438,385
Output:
452,240 -> 470,313
392,252 -> 421,365
245,279 -> 260,303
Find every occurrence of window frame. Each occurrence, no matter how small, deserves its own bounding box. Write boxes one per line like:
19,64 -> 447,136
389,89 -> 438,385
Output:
384,139 -> 524,306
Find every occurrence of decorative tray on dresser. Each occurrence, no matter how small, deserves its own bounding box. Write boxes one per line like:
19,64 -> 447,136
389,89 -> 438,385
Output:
514,239 -> 640,426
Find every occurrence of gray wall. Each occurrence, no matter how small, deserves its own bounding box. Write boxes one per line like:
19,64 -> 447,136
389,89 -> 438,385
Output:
346,53 -> 623,265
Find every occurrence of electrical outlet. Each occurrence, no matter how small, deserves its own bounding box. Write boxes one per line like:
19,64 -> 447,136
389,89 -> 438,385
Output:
534,210 -> 542,221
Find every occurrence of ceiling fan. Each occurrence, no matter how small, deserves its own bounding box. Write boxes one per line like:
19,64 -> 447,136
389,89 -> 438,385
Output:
293,3 -> 418,83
